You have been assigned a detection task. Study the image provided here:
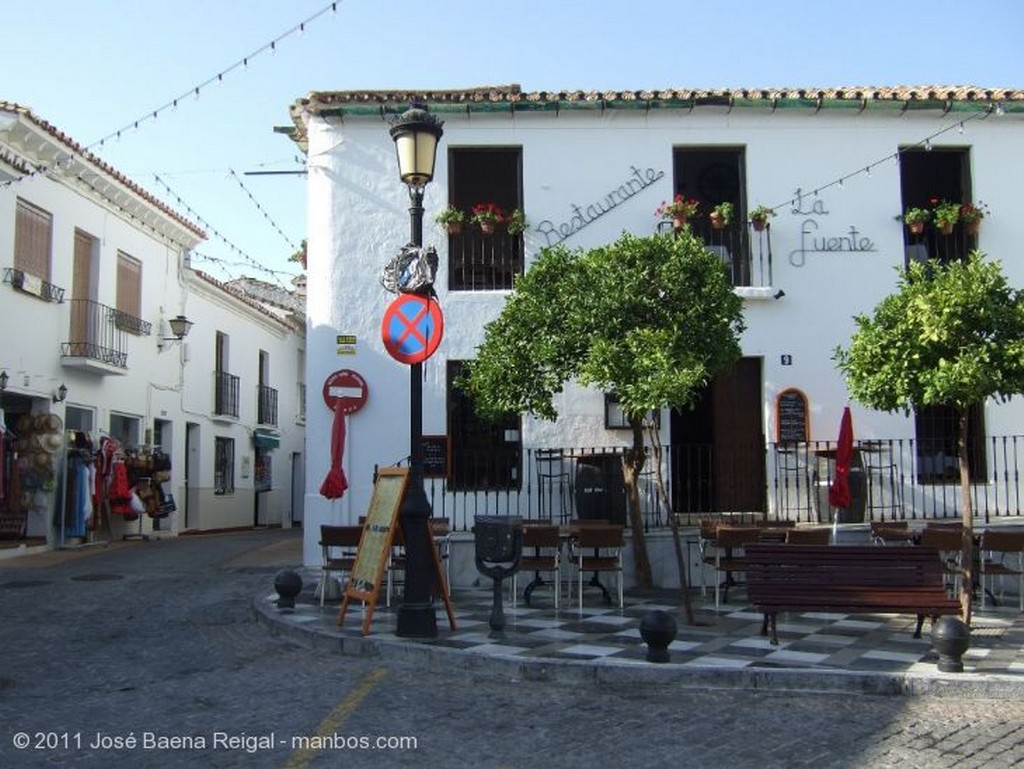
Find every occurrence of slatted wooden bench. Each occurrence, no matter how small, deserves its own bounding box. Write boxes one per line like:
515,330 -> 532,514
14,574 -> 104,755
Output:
745,544 -> 961,645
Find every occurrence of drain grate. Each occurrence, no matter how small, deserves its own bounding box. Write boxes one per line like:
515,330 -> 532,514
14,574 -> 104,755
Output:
0,580 -> 51,589
70,573 -> 124,582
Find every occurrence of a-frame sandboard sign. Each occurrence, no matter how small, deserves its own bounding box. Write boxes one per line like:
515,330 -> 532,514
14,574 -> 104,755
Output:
337,467 -> 408,635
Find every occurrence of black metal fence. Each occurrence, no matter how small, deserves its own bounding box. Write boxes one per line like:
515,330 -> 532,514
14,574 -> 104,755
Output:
257,384 -> 278,426
395,439 -> 1024,532
60,299 -> 129,368
213,371 -> 240,418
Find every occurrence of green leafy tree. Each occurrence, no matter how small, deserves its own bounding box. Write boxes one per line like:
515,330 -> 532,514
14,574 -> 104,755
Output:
834,252 -> 1024,623
462,231 -> 746,589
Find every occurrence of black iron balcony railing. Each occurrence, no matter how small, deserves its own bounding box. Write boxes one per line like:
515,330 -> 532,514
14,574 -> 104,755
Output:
257,383 -> 278,426
659,220 -> 774,288
4,267 -> 65,303
904,224 -> 979,267
296,382 -> 306,422
448,229 -> 523,291
214,371 -> 240,418
112,307 -> 152,336
61,299 -> 129,368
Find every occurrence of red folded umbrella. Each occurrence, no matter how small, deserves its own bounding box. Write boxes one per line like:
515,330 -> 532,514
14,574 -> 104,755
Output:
319,401 -> 349,500
828,406 -> 853,509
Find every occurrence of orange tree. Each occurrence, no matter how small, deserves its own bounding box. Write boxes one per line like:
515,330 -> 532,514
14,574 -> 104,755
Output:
834,252 -> 1024,623
461,230 -> 745,589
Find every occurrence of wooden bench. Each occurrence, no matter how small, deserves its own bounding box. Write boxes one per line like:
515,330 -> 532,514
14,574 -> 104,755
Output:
746,544 -> 961,645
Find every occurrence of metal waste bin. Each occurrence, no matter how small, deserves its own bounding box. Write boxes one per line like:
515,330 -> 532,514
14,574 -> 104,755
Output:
574,455 -> 627,525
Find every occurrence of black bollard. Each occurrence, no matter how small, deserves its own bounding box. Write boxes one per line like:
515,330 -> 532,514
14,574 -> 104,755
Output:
274,570 -> 303,611
639,609 -> 678,663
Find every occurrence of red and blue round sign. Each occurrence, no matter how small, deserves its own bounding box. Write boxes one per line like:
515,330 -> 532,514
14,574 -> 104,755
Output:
381,294 -> 444,365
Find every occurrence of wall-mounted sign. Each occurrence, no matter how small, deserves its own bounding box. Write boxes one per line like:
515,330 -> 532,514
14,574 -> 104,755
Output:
536,165 -> 665,247
336,334 -> 357,356
322,368 -> 369,415
781,354 -> 793,366
381,294 -> 444,365
421,435 -> 448,478
775,388 -> 810,444
786,188 -> 877,268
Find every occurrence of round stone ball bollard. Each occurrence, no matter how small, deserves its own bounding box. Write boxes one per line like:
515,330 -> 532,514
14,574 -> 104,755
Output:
639,609 -> 678,663
931,615 -> 971,673
274,570 -> 304,611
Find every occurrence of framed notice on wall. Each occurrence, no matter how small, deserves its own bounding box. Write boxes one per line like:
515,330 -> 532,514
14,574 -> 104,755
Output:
421,435 -> 448,478
337,467 -> 408,635
775,388 -> 810,443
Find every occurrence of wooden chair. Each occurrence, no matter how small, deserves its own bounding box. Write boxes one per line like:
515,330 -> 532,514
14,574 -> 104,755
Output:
568,523 -> 624,611
870,520 -> 912,546
318,525 -> 362,608
919,525 -> 963,596
513,524 -> 562,609
785,527 -> 831,545
980,529 -> 1024,612
429,518 -> 452,588
713,526 -> 762,608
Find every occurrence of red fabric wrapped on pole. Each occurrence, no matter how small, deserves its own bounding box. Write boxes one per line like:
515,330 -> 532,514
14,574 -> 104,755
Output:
828,406 -> 853,509
319,401 -> 349,500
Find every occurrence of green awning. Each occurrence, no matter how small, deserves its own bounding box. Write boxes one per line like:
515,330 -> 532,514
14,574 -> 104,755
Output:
253,429 -> 280,449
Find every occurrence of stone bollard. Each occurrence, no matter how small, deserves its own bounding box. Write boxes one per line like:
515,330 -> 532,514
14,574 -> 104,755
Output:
274,570 -> 303,611
639,609 -> 678,663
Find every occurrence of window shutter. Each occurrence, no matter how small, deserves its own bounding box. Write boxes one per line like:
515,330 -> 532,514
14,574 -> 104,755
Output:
14,198 -> 53,281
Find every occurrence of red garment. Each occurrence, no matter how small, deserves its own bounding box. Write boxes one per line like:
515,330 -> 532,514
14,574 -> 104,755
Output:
109,460 -> 133,516
319,401 -> 349,500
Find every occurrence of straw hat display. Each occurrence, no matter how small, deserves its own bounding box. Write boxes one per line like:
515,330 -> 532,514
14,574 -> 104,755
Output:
42,432 -> 65,452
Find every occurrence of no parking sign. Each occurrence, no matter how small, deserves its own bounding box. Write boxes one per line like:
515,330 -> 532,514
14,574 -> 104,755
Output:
321,369 -> 369,415
381,294 -> 444,365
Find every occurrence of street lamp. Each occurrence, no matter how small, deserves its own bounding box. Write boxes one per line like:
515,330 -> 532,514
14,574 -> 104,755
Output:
389,105 -> 443,638
158,314 -> 194,350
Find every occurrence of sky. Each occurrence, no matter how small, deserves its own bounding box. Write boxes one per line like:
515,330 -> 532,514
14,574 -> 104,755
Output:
3,0 -> 1022,287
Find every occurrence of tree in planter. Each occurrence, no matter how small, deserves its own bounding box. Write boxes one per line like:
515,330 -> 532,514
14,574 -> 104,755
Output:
834,251 -> 1024,624
460,230 -> 745,599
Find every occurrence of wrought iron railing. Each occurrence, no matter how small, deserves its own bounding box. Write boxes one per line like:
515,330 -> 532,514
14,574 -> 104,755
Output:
4,267 -> 65,303
213,371 -> 240,418
257,383 -> 278,426
660,220 -> 774,288
111,307 -> 152,336
447,229 -> 523,291
386,438 -> 1024,532
60,299 -> 128,368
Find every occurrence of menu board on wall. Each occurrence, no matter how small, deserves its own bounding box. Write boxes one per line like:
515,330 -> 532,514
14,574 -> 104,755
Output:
776,388 -> 809,443
421,435 -> 448,478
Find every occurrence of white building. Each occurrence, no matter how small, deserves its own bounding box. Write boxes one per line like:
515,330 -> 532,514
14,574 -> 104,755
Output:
0,102 -> 305,555
285,85 -> 1024,579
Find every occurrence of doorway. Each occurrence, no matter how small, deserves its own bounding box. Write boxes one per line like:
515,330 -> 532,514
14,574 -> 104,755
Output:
670,357 -> 766,513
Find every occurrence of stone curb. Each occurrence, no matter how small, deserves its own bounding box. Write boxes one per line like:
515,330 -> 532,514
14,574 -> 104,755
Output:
251,596 -> 1024,699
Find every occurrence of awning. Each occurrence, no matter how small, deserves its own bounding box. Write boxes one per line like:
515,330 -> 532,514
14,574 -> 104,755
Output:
253,428 -> 280,450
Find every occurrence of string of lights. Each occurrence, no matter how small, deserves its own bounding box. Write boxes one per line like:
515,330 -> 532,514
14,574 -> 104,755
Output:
767,107 -> 995,214
154,174 -> 295,289
227,168 -> 299,252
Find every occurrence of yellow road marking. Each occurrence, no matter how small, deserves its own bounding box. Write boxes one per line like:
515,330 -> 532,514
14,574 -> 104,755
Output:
282,666 -> 389,769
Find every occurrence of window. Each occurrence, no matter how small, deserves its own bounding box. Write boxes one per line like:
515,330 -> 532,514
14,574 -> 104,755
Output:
14,198 -> 53,281
604,393 -> 660,430
109,413 -> 141,447
447,360 -> 520,491
447,148 -> 523,291
115,251 -> 145,334
671,148 -> 756,286
214,332 -> 239,418
900,148 -> 974,267
215,437 -> 235,494
914,403 -> 986,483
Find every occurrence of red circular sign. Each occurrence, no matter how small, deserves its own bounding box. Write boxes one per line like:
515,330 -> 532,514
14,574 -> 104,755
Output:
322,369 -> 369,415
381,294 -> 444,365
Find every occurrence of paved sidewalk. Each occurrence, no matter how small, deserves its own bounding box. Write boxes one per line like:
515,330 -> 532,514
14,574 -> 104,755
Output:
254,568 -> 1024,698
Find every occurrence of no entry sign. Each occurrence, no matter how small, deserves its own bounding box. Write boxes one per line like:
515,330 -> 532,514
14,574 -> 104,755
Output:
322,369 -> 369,415
381,294 -> 444,365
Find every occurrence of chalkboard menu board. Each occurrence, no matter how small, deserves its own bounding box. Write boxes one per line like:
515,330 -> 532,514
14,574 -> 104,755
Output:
776,388 -> 809,443
421,435 -> 448,478
338,467 -> 408,635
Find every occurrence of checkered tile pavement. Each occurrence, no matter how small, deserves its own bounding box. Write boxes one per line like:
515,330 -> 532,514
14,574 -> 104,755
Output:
265,574 -> 1024,676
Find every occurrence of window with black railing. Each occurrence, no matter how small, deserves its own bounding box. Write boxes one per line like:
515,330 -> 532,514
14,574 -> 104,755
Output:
900,147 -> 975,268
914,403 -> 986,483
257,383 -> 278,426
446,147 -> 524,292
214,437 -> 235,494
214,371 -> 240,418
61,299 -> 129,368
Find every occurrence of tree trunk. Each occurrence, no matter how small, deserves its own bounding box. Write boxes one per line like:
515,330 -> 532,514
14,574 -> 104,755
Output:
649,422 -> 696,625
957,408 -> 975,626
623,420 -> 653,588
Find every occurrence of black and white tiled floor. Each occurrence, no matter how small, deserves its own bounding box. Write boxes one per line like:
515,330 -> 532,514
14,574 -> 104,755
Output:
265,577 -> 1024,677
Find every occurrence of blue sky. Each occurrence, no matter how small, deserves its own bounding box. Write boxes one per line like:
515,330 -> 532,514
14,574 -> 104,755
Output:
3,0 -> 1022,285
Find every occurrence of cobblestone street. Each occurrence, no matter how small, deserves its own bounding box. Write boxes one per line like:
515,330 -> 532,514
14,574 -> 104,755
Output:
1,529 -> 1022,768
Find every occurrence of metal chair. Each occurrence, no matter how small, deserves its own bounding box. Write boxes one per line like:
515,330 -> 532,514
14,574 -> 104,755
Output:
920,525 -> 963,597
861,440 -> 905,518
513,524 -> 562,609
712,526 -> 762,608
568,523 -> 624,611
318,525 -> 362,608
980,529 -> 1024,612
536,449 -> 571,524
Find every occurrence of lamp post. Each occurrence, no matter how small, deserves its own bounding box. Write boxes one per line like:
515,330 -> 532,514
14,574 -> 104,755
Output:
389,105 -> 444,638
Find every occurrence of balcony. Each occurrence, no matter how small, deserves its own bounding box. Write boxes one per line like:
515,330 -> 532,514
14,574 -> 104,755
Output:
4,267 -> 65,303
257,383 -> 278,427
448,229 -> 523,291
213,371 -> 240,420
683,220 -> 774,289
60,299 -> 131,373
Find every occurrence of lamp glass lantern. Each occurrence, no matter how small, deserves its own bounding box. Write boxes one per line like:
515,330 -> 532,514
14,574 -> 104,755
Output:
53,383 -> 68,403
168,315 -> 193,340
389,107 -> 443,188
0,370 -> 8,392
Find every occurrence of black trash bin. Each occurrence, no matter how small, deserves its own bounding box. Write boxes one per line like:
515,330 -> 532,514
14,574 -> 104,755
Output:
574,455 -> 627,525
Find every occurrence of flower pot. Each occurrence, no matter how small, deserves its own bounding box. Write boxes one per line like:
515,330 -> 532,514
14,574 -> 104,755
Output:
710,212 -> 726,230
752,219 -> 768,232
908,221 -> 925,235
938,222 -> 955,236
479,221 -> 495,235
672,215 -> 687,231
446,221 -> 463,236
966,221 -> 981,236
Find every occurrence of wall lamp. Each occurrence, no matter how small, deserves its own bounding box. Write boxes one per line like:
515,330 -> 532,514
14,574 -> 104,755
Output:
774,290 -> 786,300
158,315 -> 194,350
0,370 -> 8,392
53,383 -> 68,403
